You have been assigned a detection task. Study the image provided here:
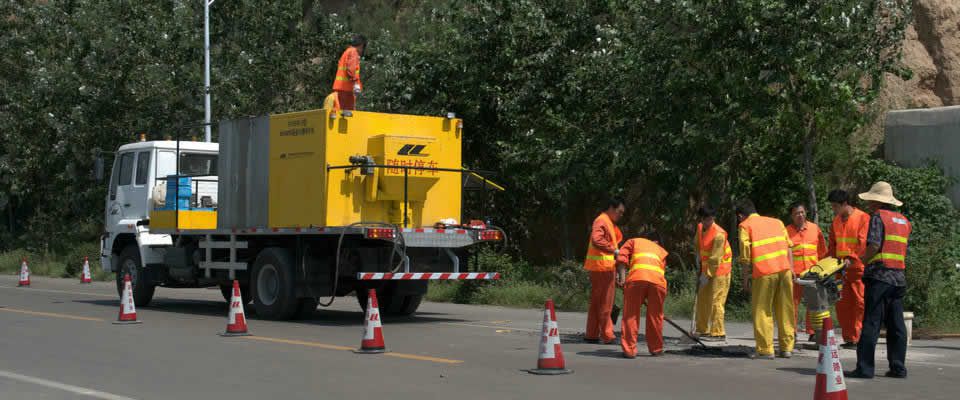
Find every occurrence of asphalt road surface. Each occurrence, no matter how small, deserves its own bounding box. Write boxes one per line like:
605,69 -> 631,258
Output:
1,275 -> 957,400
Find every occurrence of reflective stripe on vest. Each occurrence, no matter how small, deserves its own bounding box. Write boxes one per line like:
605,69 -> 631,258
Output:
868,210 -> 910,269
831,208 -> 869,266
625,238 -> 668,288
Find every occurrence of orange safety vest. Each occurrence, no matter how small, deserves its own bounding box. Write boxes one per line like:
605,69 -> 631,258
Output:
333,46 -> 362,91
831,208 -> 869,267
739,214 -> 791,278
696,222 -> 732,276
787,221 -> 822,275
869,210 -> 910,270
624,238 -> 668,289
583,213 -> 623,272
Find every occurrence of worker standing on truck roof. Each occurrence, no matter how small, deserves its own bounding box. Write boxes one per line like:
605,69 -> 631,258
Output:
694,205 -> 733,341
582,198 -> 625,344
616,232 -> 668,358
332,34 -> 366,111
736,199 -> 796,359
827,189 -> 870,349
785,202 -> 827,343
846,182 -> 911,379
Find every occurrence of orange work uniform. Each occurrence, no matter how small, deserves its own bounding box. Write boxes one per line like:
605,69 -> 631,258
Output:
830,207 -> 870,343
787,221 -> 827,334
332,46 -> 362,110
616,237 -> 668,357
583,212 -> 622,343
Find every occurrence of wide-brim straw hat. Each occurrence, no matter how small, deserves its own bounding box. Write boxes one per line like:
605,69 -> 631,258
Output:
858,181 -> 903,207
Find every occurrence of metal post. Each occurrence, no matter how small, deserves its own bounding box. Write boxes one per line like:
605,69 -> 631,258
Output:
403,167 -> 409,228
203,0 -> 215,142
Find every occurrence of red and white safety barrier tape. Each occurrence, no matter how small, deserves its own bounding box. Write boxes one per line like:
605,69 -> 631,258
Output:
356,272 -> 501,280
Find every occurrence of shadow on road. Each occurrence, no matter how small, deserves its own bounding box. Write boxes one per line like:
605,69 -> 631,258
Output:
777,367 -> 817,376
73,298 -> 469,326
576,349 -> 628,359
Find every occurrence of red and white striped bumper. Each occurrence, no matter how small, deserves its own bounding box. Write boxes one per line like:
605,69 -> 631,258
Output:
356,272 -> 501,280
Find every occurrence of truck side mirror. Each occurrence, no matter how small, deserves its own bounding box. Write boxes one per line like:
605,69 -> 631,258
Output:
93,154 -> 105,182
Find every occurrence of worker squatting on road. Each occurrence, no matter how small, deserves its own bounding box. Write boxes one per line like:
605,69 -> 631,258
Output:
828,189 -> 871,349
736,200 -> 797,359
332,34 -> 366,111
694,206 -> 732,340
786,202 -> 828,342
846,182 -> 912,379
616,235 -> 669,358
582,198 -> 625,344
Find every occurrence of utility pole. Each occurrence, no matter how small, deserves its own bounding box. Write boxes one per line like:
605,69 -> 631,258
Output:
204,0 -> 216,142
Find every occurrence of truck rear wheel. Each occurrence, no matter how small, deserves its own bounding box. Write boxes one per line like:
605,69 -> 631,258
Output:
250,248 -> 298,320
115,246 -> 156,307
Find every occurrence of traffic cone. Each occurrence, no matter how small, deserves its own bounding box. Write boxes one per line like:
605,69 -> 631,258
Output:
814,318 -> 848,400
17,258 -> 30,287
354,289 -> 386,354
219,280 -> 251,336
528,299 -> 572,375
113,273 -> 141,325
80,257 -> 92,284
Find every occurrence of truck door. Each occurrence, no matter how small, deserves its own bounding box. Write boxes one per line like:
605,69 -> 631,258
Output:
110,150 -> 151,222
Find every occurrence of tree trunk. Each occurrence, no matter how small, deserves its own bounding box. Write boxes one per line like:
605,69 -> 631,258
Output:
803,118 -> 819,224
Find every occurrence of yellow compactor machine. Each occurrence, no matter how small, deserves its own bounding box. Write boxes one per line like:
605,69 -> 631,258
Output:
110,108 -> 504,320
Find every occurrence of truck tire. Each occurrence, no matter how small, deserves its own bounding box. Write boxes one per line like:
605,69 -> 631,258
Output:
356,288 -> 423,317
250,247 -> 298,320
220,284 -> 253,305
115,245 -> 156,307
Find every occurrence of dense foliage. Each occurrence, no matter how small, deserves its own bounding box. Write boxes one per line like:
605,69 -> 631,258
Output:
2,1 -> 956,327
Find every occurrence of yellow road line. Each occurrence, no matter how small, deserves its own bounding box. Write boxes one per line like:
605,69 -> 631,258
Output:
242,335 -> 463,364
0,307 -> 104,322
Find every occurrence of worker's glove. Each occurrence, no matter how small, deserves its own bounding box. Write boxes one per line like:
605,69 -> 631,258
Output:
353,83 -> 362,97
698,275 -> 708,289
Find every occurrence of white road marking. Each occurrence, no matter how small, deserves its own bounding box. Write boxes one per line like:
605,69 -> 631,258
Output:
0,286 -> 115,298
0,369 -> 137,400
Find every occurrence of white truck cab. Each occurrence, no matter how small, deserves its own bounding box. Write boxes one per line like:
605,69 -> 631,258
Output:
100,140 -> 218,301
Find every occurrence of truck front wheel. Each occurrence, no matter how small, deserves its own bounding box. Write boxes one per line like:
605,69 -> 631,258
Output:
250,248 -> 298,320
115,246 -> 156,307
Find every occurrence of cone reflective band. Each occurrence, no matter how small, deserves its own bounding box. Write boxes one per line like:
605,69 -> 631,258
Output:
528,299 -> 572,375
220,280 -> 251,336
113,273 -> 141,324
18,259 -> 30,287
80,257 -> 92,284
355,289 -> 386,353
814,318 -> 848,400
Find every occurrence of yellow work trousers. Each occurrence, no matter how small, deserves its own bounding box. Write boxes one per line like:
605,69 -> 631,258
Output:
750,269 -> 796,355
695,274 -> 730,336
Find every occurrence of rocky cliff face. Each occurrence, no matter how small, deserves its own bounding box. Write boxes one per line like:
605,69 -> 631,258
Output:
859,0 -> 959,150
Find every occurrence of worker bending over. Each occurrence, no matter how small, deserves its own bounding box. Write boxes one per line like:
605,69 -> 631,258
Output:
616,233 -> 668,358
786,202 -> 827,342
694,205 -> 732,340
332,34 -> 366,111
847,182 -> 911,379
736,199 -> 796,359
827,189 -> 870,348
582,198 -> 625,344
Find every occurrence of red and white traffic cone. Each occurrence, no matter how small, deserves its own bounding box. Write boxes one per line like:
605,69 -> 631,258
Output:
80,257 -> 92,284
354,289 -> 386,354
814,318 -> 848,400
528,299 -> 572,375
113,273 -> 141,325
220,280 -> 250,336
17,258 -> 30,287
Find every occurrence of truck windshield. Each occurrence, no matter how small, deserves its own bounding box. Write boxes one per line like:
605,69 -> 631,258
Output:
158,152 -> 218,178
